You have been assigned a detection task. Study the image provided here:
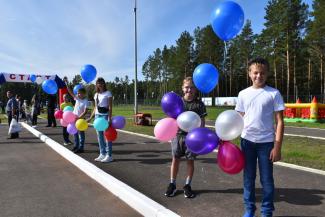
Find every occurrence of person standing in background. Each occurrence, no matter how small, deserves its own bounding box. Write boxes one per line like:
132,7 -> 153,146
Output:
46,94 -> 57,127
6,91 -> 19,139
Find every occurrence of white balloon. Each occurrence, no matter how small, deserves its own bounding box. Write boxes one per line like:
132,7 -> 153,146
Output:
35,77 -> 43,85
177,111 -> 201,132
215,110 -> 244,141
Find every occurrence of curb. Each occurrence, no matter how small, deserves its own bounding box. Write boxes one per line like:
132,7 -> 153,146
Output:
21,122 -> 180,217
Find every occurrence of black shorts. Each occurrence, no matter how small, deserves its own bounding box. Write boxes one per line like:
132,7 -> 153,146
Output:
171,134 -> 196,160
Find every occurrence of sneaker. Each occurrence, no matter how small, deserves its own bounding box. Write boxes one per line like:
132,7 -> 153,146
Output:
63,142 -> 69,146
165,183 -> 177,197
94,154 -> 105,162
183,184 -> 195,198
72,146 -> 78,151
67,141 -> 73,145
101,155 -> 113,163
74,148 -> 84,153
32,125 -> 37,128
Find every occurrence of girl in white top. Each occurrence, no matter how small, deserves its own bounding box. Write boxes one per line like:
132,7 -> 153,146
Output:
88,77 -> 113,163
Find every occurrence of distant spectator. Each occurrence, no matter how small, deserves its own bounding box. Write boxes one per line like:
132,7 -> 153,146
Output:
6,91 -> 19,139
46,94 -> 57,127
31,94 -> 40,128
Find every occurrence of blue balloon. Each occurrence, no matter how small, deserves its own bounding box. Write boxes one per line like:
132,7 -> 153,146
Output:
42,80 -> 58,95
211,1 -> 244,41
93,117 -> 109,131
193,63 -> 219,94
73,84 -> 83,95
30,74 -> 36,83
81,64 -> 97,83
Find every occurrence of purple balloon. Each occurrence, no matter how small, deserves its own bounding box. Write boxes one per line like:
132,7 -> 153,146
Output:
112,116 -> 126,129
67,123 -> 78,135
161,92 -> 184,119
185,127 -> 219,155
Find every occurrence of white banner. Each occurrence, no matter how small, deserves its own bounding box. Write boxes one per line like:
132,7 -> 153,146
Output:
202,97 -> 213,106
2,73 -> 55,83
215,97 -> 238,106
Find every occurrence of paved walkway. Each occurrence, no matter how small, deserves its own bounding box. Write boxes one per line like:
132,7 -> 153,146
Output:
0,125 -> 141,217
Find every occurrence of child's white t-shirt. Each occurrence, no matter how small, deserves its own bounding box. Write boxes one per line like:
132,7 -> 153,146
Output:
73,97 -> 88,117
235,85 -> 285,143
94,91 -> 112,115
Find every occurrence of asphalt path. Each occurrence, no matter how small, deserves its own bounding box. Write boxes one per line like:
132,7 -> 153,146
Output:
0,124 -> 141,217
9,120 -> 325,217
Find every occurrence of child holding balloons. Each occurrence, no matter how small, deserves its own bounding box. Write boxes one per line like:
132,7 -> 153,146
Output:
65,80 -> 89,153
235,58 -> 284,217
60,94 -> 73,146
87,77 -> 113,163
165,77 -> 207,199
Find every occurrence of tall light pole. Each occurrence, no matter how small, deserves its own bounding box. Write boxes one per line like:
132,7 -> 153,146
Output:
134,0 -> 138,115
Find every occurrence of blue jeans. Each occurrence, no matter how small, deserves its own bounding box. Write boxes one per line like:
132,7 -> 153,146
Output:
74,131 -> 85,149
95,115 -> 112,156
241,138 -> 275,217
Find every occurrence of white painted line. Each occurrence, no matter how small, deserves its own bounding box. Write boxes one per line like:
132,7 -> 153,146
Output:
207,125 -> 325,139
284,133 -> 325,140
274,161 -> 325,176
118,129 -> 325,176
285,126 -> 325,131
117,129 -> 157,140
21,122 -> 180,217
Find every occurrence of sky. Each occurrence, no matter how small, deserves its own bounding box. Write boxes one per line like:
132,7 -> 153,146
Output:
0,0 -> 313,82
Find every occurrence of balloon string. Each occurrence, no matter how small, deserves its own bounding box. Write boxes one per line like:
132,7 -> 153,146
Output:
222,41 -> 228,74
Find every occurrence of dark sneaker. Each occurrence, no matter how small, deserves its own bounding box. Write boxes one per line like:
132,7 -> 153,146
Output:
72,146 -> 78,151
74,148 -> 84,153
183,184 -> 195,198
165,183 -> 176,197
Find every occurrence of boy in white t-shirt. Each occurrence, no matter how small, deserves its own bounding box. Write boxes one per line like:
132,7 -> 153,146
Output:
65,80 -> 88,153
235,58 -> 285,217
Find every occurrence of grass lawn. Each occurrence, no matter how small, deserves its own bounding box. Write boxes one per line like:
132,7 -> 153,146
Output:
113,105 -> 325,129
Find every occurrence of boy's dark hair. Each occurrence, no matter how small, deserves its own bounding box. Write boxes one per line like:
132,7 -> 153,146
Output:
95,77 -> 107,93
248,57 -> 270,72
78,87 -> 86,94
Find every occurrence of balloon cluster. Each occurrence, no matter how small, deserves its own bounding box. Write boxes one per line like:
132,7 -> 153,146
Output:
154,92 -> 245,175
55,108 -> 125,143
93,116 -> 126,142
55,107 -> 88,134
154,92 -> 219,155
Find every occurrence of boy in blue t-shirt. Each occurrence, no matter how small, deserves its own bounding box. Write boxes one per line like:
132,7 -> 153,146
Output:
235,57 -> 285,217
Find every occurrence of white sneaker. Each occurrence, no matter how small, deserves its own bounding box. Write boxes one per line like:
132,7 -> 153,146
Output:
101,155 -> 113,163
63,142 -> 69,146
32,125 -> 37,128
94,154 -> 105,162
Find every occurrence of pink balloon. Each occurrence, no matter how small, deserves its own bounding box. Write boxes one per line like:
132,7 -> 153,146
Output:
217,141 -> 245,174
54,110 -> 63,119
154,118 -> 178,142
62,111 -> 76,123
60,119 -> 68,127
